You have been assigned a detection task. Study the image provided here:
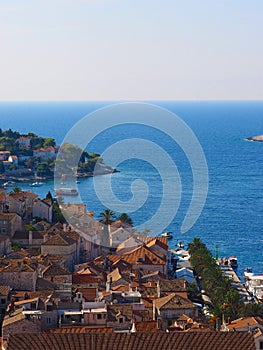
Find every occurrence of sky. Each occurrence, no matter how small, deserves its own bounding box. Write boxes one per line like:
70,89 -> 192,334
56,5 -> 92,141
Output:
0,0 -> 262,101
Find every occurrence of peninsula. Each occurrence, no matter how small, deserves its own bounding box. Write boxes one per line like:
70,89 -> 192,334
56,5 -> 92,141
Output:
0,128 -> 116,182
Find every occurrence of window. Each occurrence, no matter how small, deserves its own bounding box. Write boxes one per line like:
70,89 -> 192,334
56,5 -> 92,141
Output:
46,317 -> 51,325
97,314 -> 102,320
260,341 -> 263,350
119,317 -> 124,324
1,298 -> 6,304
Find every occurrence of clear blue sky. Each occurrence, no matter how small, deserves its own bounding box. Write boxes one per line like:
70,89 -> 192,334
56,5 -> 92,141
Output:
0,0 -> 262,101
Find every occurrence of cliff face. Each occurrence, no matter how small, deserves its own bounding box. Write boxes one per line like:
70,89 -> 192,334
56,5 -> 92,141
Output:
245,135 -> 263,142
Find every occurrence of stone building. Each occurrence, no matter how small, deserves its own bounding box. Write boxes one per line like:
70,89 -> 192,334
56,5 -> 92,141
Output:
0,212 -> 22,238
41,233 -> 78,272
0,260 -> 38,291
2,308 -> 41,341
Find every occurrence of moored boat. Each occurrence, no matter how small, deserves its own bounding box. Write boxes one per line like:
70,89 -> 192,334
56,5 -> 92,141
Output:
161,232 -> 173,239
55,188 -> 79,196
228,255 -> 238,269
245,274 -> 263,301
244,267 -> 253,280
3,181 -> 15,187
30,181 -> 43,187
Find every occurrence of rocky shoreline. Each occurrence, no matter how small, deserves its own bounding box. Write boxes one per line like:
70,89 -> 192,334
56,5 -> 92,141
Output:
0,168 -> 119,184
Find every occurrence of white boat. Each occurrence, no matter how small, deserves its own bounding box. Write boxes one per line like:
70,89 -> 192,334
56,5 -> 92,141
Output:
30,182 -> 43,187
177,241 -> 184,249
245,274 -> 263,301
55,188 -> 79,196
244,267 -> 254,280
3,181 -> 15,187
161,232 -> 173,239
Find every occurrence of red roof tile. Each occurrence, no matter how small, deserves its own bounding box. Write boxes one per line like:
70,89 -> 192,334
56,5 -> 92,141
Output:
5,332 -> 256,350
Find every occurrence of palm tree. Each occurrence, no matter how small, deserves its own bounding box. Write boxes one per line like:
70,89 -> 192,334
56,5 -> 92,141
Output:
11,186 -> 22,194
98,209 -> 116,225
117,212 -> 133,226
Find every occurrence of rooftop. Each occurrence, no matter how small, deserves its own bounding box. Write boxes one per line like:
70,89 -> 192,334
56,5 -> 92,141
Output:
5,332 -> 256,350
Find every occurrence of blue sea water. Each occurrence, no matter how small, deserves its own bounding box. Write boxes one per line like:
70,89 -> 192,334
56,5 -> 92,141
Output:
0,100 -> 263,275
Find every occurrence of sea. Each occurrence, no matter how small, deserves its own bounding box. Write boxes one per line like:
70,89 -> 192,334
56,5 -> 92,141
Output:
0,100 -> 263,276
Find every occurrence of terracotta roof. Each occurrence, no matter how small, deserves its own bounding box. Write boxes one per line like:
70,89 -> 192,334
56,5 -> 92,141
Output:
0,213 -> 18,221
107,245 -> 166,266
2,308 -> 25,327
72,274 -> 99,285
17,136 -> 30,141
158,278 -> 187,293
47,326 -> 113,333
42,233 -> 75,246
154,293 -> 196,310
146,237 -> 168,251
36,278 -> 57,291
111,284 -> 130,292
227,316 -> 263,331
8,191 -> 37,199
14,297 -> 39,306
13,230 -> 43,240
0,261 -> 36,273
177,314 -> 193,323
107,304 -> 133,322
134,321 -> 162,332
43,265 -> 71,277
5,332 -> 256,350
0,285 -> 10,296
33,146 -> 55,153
107,268 -> 122,283
63,230 -> 80,241
75,287 -> 97,301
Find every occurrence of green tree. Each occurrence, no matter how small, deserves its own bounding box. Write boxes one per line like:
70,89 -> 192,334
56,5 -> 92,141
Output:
43,138 -> 55,148
45,191 -> 54,203
37,162 -> 53,177
117,213 -> 133,226
52,202 -> 66,223
11,186 -> 22,193
98,209 -> 116,225
224,289 -> 243,320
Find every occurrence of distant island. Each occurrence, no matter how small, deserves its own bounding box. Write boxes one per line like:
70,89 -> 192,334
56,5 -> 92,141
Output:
0,128 -> 117,182
245,134 -> 263,142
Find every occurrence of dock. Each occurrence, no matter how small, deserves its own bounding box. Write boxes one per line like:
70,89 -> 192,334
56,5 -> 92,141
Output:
218,264 -> 251,302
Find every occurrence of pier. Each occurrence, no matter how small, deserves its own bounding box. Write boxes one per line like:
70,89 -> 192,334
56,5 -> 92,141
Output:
218,263 -> 251,302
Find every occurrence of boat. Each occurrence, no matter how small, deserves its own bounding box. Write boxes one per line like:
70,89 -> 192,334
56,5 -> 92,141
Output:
245,274 -> 263,301
55,188 -> 79,196
29,182 -> 43,187
161,232 -> 173,239
177,241 -> 184,249
228,256 -> 238,269
244,267 -> 254,280
3,181 -> 15,187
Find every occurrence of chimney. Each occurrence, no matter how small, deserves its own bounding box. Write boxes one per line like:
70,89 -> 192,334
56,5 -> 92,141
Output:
130,320 -> 136,333
43,233 -> 49,243
157,318 -> 162,330
29,231 -> 33,246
